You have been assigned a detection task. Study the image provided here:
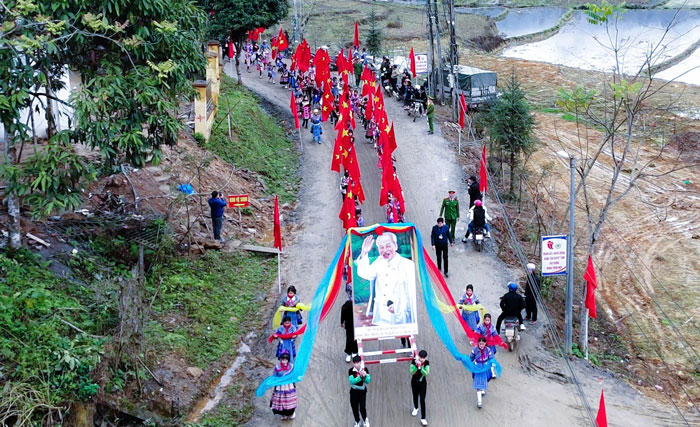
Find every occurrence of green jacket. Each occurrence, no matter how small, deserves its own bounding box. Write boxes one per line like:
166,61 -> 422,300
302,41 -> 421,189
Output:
440,197 -> 459,220
426,103 -> 435,118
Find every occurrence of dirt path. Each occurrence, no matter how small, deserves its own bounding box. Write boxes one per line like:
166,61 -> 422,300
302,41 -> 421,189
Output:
226,64 -> 687,426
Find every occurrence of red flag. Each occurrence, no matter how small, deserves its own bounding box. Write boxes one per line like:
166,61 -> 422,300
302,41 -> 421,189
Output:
409,47 -> 416,78
364,94 -> 373,122
354,22 -> 360,48
459,93 -> 467,129
228,41 -> 235,59
290,92 -> 300,129
479,145 -> 488,194
386,123 -> 397,155
331,127 -> 349,172
339,191 -> 357,229
273,195 -> 282,251
322,83 -> 335,122
584,255 -> 598,319
596,389 -> 607,427
277,28 -> 288,51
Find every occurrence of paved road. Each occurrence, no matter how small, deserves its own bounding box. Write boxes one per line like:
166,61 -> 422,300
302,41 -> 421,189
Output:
228,64 -> 686,427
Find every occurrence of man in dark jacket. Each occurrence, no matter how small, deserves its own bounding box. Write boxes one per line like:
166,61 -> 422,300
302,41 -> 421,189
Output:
430,217 -> 453,278
208,190 -> 227,242
496,282 -> 526,333
467,175 -> 482,208
524,263 -> 539,324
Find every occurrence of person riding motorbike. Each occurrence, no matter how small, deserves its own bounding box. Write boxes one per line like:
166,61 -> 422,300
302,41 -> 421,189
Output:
463,199 -> 491,241
403,80 -> 414,109
413,86 -> 427,114
390,65 -> 399,92
495,282 -> 526,333
380,56 -> 391,81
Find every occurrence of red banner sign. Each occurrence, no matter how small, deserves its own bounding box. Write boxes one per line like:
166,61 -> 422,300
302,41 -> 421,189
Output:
227,194 -> 250,208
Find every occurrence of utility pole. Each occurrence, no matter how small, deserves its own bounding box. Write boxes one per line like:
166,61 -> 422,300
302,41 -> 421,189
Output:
433,0 -> 445,105
426,1 -> 436,99
444,0 -> 458,120
293,0 -> 299,45
565,156 -> 576,354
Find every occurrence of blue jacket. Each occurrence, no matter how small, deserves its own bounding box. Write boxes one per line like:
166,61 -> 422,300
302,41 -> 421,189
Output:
208,197 -> 227,218
431,224 -> 453,246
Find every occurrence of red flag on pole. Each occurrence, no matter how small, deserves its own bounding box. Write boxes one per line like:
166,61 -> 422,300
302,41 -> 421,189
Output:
273,195 -> 282,251
277,28 -> 288,51
290,92 -> 300,129
596,389 -> 607,427
479,145 -> 488,194
354,22 -> 360,48
409,47 -> 417,78
339,191 -> 357,229
584,255 -> 598,319
228,40 -> 235,59
459,93 -> 467,129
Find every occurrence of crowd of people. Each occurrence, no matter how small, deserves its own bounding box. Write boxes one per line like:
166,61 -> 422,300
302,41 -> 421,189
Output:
243,31 -> 543,424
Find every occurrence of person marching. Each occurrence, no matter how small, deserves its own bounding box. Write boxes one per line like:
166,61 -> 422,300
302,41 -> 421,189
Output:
475,313 -> 499,378
349,355 -> 371,427
310,108 -> 323,144
340,287 -> 358,363
409,350 -> 430,426
458,284 -> 481,331
470,337 -> 495,409
280,285 -> 303,326
273,316 -> 297,363
426,97 -> 435,135
430,217 -> 453,278
525,263 -> 539,324
439,190 -> 460,241
270,351 -> 297,420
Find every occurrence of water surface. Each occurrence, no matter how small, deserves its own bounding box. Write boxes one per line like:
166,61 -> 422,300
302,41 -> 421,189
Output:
495,7 -> 568,38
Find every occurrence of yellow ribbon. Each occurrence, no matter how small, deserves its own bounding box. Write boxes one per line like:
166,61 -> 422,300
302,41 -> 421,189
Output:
272,303 -> 312,329
456,303 -> 487,321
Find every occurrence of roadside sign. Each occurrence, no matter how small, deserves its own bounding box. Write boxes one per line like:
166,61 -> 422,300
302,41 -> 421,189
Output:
227,194 -> 250,208
541,235 -> 567,276
415,54 -> 428,74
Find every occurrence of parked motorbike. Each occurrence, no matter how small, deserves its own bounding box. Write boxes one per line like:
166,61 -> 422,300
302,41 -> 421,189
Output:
502,316 -> 521,352
382,79 -> 395,98
408,101 -> 424,122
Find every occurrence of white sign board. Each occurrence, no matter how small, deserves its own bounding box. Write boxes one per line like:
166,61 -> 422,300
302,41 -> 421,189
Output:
541,235 -> 568,276
415,54 -> 428,74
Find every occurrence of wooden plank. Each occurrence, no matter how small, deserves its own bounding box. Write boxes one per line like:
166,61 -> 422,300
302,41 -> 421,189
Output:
239,244 -> 280,254
26,232 -> 51,247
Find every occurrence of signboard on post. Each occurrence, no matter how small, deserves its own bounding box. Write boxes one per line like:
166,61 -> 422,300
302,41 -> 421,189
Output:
541,235 -> 568,276
227,194 -> 249,208
414,54 -> 428,74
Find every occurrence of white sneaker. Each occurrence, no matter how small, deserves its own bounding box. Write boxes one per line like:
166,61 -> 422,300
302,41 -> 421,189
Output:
411,407 -> 419,417
346,354 -> 351,363
491,365 -> 497,379
421,420 -> 428,426
486,232 -> 491,238
477,391 -> 483,408
520,324 -> 526,331
461,237 -> 468,243
290,411 -> 296,419
353,423 -> 360,427
363,418 -> 370,427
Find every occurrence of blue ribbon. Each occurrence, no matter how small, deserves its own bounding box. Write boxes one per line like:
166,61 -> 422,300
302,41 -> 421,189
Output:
255,234 -> 348,396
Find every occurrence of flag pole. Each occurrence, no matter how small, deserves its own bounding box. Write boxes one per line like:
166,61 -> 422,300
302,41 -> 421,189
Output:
277,250 -> 282,293
298,127 -> 303,153
458,128 -> 462,156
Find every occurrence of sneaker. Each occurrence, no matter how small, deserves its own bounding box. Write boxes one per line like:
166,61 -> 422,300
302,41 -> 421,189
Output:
491,364 -> 497,379
353,423 -> 360,427
421,420 -> 428,426
411,407 -> 419,417
317,140 -> 322,144
461,237 -> 468,243
486,232 -> 491,238
520,324 -> 526,331
345,354 -> 351,363
477,391 -> 483,408
281,415 -> 288,420
363,418 -> 370,427
290,412 -> 296,419
444,272 -> 449,278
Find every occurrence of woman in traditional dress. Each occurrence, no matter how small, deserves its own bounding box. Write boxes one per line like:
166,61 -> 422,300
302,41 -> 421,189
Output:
475,313 -> 499,378
280,285 -> 302,326
458,284 -> 481,331
270,352 -> 297,420
310,109 -> 323,144
469,337 -> 494,409
274,316 -> 297,363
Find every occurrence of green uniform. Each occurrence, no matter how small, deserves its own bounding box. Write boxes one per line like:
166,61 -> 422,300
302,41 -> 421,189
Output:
426,103 -> 435,133
354,62 -> 363,86
440,197 -> 460,240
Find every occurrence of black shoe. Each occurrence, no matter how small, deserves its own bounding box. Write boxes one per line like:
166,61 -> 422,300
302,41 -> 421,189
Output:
445,272 -> 449,278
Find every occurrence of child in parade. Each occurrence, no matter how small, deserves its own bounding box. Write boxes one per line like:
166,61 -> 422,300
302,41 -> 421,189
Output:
270,352 -> 297,420
330,98 -> 340,125
280,285 -> 303,326
475,313 -> 499,378
301,97 -> 311,128
470,337 -> 494,409
274,316 -> 297,363
459,284 -> 481,331
355,208 -> 365,227
348,355 -> 371,427
310,109 -> 323,144
410,350 -> 430,426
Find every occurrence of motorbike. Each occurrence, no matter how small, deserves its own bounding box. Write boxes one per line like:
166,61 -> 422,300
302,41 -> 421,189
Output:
472,226 -> 486,252
408,101 -> 424,122
502,316 -> 521,352
382,78 -> 396,98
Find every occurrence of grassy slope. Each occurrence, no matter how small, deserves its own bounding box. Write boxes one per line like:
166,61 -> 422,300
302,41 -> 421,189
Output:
206,75 -> 299,203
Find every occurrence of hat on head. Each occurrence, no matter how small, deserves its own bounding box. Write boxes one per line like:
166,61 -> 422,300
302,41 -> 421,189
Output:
527,263 -> 536,271
313,108 -> 319,114
448,190 -> 456,194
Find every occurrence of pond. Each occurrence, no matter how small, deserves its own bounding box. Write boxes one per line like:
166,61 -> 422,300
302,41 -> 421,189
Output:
495,7 -> 568,38
502,9 -> 700,81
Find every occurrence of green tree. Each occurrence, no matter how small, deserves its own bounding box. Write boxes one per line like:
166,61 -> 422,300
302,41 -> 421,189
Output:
1,0 -> 206,247
202,0 -> 289,85
486,73 -> 535,196
365,8 -> 382,56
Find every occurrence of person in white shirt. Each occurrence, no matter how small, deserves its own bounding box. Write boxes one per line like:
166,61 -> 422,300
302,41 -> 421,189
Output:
356,232 -> 417,325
